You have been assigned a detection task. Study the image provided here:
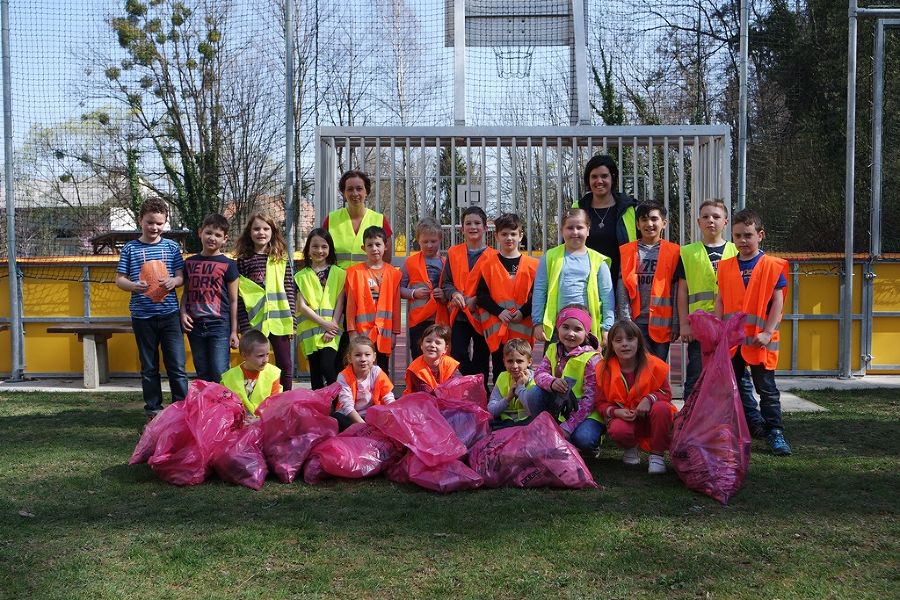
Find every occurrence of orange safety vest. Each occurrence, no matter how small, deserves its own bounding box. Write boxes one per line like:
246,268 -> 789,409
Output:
620,239 -> 681,343
405,251 -> 449,328
475,253 -> 538,353
441,244 -> 498,331
339,365 -> 394,407
717,253 -> 789,370
595,354 -> 675,452
404,355 -> 460,393
346,262 -> 401,354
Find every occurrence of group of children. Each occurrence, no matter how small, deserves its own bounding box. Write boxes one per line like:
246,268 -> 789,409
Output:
117,181 -> 792,480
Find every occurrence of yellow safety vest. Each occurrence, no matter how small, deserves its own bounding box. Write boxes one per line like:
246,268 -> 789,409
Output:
294,265 -> 346,356
221,362 -> 282,415
680,241 -> 738,314
328,208 -> 385,268
544,343 -> 601,423
493,371 -> 534,421
238,257 -> 293,336
543,245 -> 610,341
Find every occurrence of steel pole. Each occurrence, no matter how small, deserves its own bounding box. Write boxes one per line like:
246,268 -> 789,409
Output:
871,20 -> 885,259
737,0 -> 749,209
284,0 -> 297,375
840,1 -> 858,378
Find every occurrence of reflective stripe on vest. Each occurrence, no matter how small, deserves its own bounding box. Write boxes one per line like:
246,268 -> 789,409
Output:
294,265 -> 346,356
680,241 -> 738,314
405,251 -> 449,327
346,263 -> 401,354
238,257 -> 292,337
543,245 -> 610,341
544,343 -> 601,423
717,254 -> 789,370
494,370 -> 534,421
443,244 -> 498,331
328,208 -> 385,268
620,239 -> 680,343
221,363 -> 282,416
477,252 -> 538,353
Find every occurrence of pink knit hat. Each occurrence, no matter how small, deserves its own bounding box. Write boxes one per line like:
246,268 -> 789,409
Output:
556,305 -> 592,333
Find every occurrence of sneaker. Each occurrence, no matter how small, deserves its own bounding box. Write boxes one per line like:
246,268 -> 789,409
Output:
622,447 -> 640,465
767,429 -> 792,456
648,454 -> 666,475
749,422 -> 767,440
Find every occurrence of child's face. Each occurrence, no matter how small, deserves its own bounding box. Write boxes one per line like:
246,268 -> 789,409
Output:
588,165 -> 613,198
610,330 -> 639,363
561,216 -> 588,249
350,344 -> 375,376
363,236 -> 385,264
250,218 -> 272,251
558,317 -> 587,351
308,235 -> 330,266
503,350 -> 531,379
342,177 -> 368,207
697,205 -> 727,240
732,222 -> 764,258
140,211 -> 167,242
496,227 -> 523,254
242,343 -> 270,371
199,225 -> 227,254
461,214 -> 485,245
417,232 -> 441,258
420,333 -> 448,364
638,209 -> 667,243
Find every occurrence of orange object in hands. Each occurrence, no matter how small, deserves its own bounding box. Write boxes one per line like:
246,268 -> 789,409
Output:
140,259 -> 170,303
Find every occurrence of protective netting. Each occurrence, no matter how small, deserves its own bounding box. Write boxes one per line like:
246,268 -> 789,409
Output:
0,0 -> 897,283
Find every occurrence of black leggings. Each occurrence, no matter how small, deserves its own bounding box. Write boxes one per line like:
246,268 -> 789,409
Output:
450,318 -> 490,390
307,347 -> 338,390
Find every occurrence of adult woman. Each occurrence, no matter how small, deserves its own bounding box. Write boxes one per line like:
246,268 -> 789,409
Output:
575,155 -> 637,289
323,170 -> 393,268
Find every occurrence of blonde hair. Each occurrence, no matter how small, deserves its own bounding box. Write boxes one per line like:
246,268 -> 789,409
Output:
344,335 -> 378,365
235,212 -> 288,261
560,208 -> 591,229
503,338 -> 532,361
415,217 -> 442,240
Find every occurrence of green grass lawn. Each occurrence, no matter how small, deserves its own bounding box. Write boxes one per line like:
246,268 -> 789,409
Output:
0,389 -> 896,600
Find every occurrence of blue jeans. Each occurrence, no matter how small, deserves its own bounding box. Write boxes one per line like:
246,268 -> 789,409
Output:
637,322 -> 670,362
523,385 -> 606,451
683,340 -> 755,402
731,349 -> 783,433
132,312 -> 189,415
186,318 -> 231,383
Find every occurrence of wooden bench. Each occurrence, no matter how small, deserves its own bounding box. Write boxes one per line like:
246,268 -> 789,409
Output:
46,324 -> 133,389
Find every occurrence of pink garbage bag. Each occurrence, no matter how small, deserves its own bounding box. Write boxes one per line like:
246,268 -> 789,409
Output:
210,421 -> 268,490
670,311 -> 751,505
303,423 -> 404,484
385,452 -> 484,493
433,395 -> 492,449
130,403 -> 188,465
366,393 -> 466,467
434,374 -> 487,409
258,388 -> 339,483
468,412 -> 598,489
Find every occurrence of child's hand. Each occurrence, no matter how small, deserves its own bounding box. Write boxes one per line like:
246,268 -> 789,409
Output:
600,329 -> 608,349
160,276 -> 177,291
509,309 -> 523,322
413,287 -> 429,300
132,279 -> 149,293
550,377 -> 568,394
498,309 -> 514,324
753,331 -> 773,347
678,322 -> 693,343
635,396 -> 652,417
432,287 -> 445,301
229,332 -> 240,349
450,292 -> 466,310
322,319 -> 341,336
515,371 -> 531,387
533,324 -> 546,343
614,408 -> 636,421
180,312 -> 194,332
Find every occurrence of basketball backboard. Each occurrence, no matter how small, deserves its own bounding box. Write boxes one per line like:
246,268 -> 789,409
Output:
444,0 -> 574,47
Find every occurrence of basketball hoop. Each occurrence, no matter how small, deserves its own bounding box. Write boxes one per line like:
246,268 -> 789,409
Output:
493,46 -> 535,79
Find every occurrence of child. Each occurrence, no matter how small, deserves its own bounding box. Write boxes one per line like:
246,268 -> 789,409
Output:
531,209 -> 615,347
618,201 -> 684,361
345,225 -> 401,373
180,213 -> 239,383
221,329 -> 282,416
524,304 -> 604,451
404,324 -> 461,394
716,208 -> 791,455
115,197 -> 189,420
295,228 -> 345,389
440,206 -> 497,387
487,338 -> 535,429
475,213 -> 538,385
235,212 -> 295,391
334,336 -> 396,431
595,320 -> 676,475
399,217 -> 448,359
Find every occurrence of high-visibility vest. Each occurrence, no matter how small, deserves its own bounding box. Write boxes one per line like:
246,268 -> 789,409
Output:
717,253 -> 789,370
442,244 -> 498,331
221,362 -> 282,416
476,253 -> 538,353
680,241 -> 738,314
543,244 -> 610,341
238,257 -> 293,336
595,354 -> 675,451
339,365 -> 394,409
405,251 -> 449,328
404,355 -> 460,393
493,370 -> 535,421
294,265 -> 346,356
572,197 -> 637,243
620,239 -> 681,343
328,208 -> 385,268
544,342 -> 601,423
346,262 -> 401,354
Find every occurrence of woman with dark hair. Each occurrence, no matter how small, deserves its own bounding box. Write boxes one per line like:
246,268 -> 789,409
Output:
323,170 -> 393,268
575,154 -> 637,288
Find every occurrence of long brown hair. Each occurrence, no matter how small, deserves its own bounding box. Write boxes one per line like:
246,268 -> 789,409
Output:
235,212 -> 288,261
601,319 -> 649,375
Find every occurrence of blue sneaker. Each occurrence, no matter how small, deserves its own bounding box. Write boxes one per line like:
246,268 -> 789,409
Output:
766,429 -> 792,456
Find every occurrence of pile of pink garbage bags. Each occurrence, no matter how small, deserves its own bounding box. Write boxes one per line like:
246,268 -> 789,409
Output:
130,376 -> 598,492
